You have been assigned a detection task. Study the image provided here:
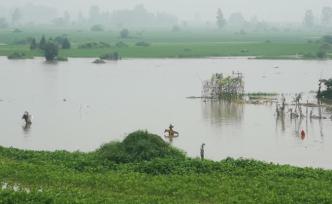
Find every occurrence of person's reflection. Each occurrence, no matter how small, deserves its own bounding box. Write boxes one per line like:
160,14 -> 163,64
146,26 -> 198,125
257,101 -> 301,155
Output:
165,135 -> 175,144
22,123 -> 31,135
276,113 -> 286,133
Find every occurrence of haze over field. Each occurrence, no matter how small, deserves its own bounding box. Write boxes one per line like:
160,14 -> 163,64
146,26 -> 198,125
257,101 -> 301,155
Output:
0,0 -> 331,24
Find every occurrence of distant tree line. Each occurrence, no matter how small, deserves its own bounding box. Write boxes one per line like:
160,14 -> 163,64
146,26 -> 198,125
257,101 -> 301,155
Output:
29,35 -> 71,61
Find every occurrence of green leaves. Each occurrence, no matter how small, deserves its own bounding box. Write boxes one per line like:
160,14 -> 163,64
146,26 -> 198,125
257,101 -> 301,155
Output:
1,132 -> 332,203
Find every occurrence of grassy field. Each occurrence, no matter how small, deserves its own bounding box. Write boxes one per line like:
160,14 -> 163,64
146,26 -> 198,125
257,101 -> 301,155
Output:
0,131 -> 332,203
0,28 -> 326,59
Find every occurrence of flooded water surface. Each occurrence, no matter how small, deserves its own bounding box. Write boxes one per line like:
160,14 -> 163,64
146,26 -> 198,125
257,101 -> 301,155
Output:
1,57 -> 332,168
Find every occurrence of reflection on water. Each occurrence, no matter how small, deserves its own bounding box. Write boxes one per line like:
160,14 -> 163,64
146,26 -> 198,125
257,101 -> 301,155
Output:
201,99 -> 244,125
22,123 -> 32,135
1,57 -> 332,169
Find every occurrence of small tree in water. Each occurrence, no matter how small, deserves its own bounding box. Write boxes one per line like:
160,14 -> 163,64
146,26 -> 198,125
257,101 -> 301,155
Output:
318,78 -> 332,99
44,42 -> 59,61
202,72 -> 244,99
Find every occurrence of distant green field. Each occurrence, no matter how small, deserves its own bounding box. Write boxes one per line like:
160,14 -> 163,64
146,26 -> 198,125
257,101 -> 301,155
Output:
0,28 -> 326,59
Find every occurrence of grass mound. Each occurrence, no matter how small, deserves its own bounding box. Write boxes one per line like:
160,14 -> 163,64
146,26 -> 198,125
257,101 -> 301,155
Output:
97,130 -> 185,163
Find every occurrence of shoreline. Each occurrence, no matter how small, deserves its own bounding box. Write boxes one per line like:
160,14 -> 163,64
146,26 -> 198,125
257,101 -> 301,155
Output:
0,55 -> 331,61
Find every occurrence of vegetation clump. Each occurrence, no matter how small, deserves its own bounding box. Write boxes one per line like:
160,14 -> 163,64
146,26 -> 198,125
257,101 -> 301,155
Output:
318,78 -> 332,99
78,42 -> 111,49
92,58 -> 106,64
97,130 -> 185,163
100,52 -> 120,60
7,52 -> 31,59
115,41 -> 128,48
44,41 -> 59,61
0,131 -> 332,203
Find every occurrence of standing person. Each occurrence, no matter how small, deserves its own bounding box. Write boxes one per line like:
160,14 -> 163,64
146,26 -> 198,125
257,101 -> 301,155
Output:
200,143 -> 205,160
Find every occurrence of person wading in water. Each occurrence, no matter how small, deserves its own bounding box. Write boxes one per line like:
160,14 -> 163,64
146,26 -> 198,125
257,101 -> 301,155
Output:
164,124 -> 179,143
22,111 -> 32,125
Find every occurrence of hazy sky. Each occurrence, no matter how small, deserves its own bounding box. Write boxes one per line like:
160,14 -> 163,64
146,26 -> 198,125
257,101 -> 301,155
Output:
1,0 -> 332,22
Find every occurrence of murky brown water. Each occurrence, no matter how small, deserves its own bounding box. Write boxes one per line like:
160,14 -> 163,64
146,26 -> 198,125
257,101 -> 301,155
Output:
0,57 -> 332,168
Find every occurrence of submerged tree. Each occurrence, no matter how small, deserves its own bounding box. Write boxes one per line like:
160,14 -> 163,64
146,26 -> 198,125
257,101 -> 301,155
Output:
318,78 -> 332,99
202,72 -> 244,99
44,42 -> 59,61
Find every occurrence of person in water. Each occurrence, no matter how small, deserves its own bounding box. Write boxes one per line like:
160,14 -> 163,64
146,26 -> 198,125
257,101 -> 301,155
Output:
164,124 -> 179,137
301,130 -> 305,140
22,111 -> 32,125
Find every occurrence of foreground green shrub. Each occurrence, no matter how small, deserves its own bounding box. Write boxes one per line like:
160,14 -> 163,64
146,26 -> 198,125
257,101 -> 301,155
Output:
97,130 -> 185,163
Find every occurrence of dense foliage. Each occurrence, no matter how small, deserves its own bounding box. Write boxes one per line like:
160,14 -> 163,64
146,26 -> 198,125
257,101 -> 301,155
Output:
97,130 -> 185,163
0,130 -> 331,203
44,42 -> 59,61
0,30 -> 327,59
7,51 -> 30,59
78,42 -> 111,49
318,78 -> 332,99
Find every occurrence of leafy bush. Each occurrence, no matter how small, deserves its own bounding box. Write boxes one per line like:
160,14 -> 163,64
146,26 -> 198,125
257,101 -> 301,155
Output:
7,52 -> 29,59
97,130 -> 185,163
100,52 -> 120,60
44,42 -> 58,61
78,42 -> 111,49
318,78 -> 332,99
115,41 -> 128,48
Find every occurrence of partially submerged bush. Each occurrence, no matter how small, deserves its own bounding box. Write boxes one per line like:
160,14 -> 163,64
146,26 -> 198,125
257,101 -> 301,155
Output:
318,78 -> 332,99
97,130 -> 185,163
44,42 -> 59,61
100,52 -> 120,60
7,52 -> 30,59
78,42 -> 111,49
